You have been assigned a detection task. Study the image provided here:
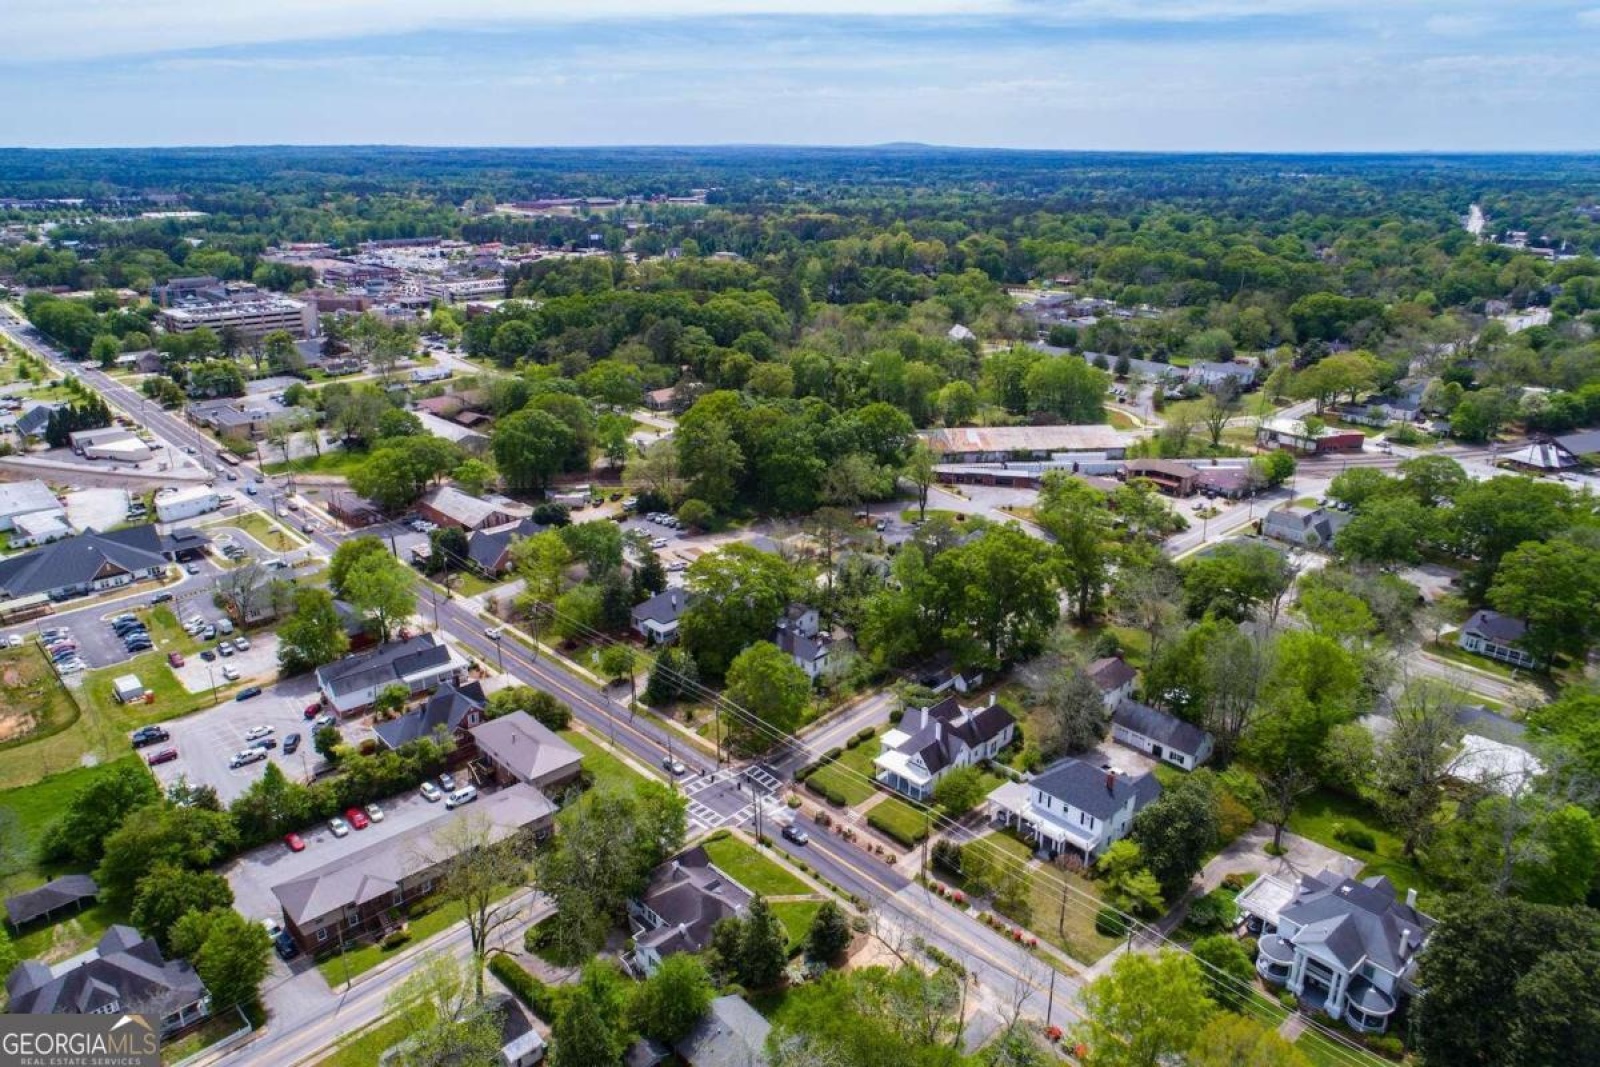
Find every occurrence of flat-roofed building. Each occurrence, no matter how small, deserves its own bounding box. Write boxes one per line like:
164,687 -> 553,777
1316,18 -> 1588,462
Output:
920,424 -> 1129,463
160,296 -> 316,339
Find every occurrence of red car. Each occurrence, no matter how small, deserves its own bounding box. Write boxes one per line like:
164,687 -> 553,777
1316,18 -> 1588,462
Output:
303,703 -> 321,720
284,832 -> 306,853
167,652 -> 185,668
146,747 -> 178,766
344,807 -> 370,831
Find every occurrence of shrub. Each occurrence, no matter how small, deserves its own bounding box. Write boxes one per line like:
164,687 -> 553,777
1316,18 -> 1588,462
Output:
1277,989 -> 1298,1010
1184,891 -> 1235,934
888,709 -> 903,725
786,795 -> 801,809
930,838 -> 964,876
845,735 -> 863,750
1220,872 -> 1249,892
1095,907 -> 1130,938
1332,822 -> 1378,852
706,828 -> 732,842
824,747 -> 843,762
854,727 -> 877,744
381,928 -> 412,951
867,808 -> 929,848
489,955 -> 562,1022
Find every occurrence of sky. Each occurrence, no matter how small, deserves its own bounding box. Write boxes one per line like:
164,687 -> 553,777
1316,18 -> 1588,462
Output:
3,0 -> 1598,151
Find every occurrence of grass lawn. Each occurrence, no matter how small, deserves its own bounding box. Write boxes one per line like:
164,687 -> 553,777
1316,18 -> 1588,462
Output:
561,729 -> 650,802
262,449 -> 368,477
1295,1029 -> 1389,1067
1424,639 -> 1520,679
1106,409 -> 1138,430
703,835 -> 812,896
317,897 -> 467,984
229,510 -> 304,549
952,830 -> 1121,966
770,900 -> 823,953
12,902 -> 123,964
867,796 -> 931,844
160,1009 -> 248,1065
806,741 -> 879,806
315,1014 -> 414,1067
82,653 -> 223,727
450,571 -> 499,598
1288,789 -> 1434,906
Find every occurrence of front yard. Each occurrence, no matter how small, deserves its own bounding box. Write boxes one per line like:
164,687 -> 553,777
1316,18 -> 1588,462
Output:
804,739 -> 880,806
317,897 -> 468,985
703,834 -> 812,897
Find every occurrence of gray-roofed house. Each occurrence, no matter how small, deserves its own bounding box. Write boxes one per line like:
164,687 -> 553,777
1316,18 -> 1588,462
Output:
1502,439 -> 1579,473
470,711 -> 584,793
466,517 -> 545,577
5,874 -> 99,929
5,925 -> 211,1036
1086,657 -> 1137,711
14,402 -> 60,442
1240,869 -> 1433,1034
632,588 -> 690,644
272,783 -> 555,955
1457,609 -> 1538,669
675,995 -> 772,1067
1556,428 -> 1600,459
1261,504 -> 1350,550
0,526 -> 169,604
628,847 -> 754,976
772,604 -> 840,681
314,632 -> 466,716
874,695 -> 1016,802
372,680 -> 487,751
985,758 -> 1161,861
1111,698 -> 1214,770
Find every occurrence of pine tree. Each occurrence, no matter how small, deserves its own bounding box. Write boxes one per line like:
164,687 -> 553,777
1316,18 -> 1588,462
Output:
805,900 -> 851,965
738,897 -> 788,988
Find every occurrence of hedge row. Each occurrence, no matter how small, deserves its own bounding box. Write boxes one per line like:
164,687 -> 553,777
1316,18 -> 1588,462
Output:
804,779 -> 849,807
488,955 -> 561,1022
867,809 -> 929,848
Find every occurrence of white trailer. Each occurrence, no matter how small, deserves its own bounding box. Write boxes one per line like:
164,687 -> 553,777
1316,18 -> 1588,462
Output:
155,487 -> 222,523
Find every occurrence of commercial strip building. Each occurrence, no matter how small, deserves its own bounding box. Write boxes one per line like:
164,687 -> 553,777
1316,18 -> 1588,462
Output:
0,526 -> 170,604
270,784 -> 557,955
68,427 -> 154,463
919,424 -> 1129,463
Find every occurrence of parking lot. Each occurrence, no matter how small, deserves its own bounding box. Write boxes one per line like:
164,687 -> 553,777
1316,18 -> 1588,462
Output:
223,783 -> 494,924
171,630 -> 283,693
146,675 -> 376,805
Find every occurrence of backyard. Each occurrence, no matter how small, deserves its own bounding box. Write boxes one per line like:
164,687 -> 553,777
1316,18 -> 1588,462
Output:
1287,789 -> 1433,905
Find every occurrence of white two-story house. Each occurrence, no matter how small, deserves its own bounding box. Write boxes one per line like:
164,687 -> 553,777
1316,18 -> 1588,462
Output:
874,695 -> 1015,802
985,758 -> 1162,861
1238,869 -> 1434,1034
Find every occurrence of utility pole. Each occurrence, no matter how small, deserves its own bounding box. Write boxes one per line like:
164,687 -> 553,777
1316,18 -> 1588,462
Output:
1046,967 -> 1057,1024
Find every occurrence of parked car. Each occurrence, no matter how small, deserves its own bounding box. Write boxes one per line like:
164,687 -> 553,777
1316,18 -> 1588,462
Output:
314,713 -> 335,728
444,785 -> 478,809
217,643 -> 234,658
420,781 -> 443,802
365,803 -> 384,823
274,930 -> 299,961
284,832 -> 305,853
185,563 -> 201,575
131,725 -> 170,748
244,725 -> 274,741
344,807 -> 370,830
328,817 -> 350,838
221,665 -> 240,681
303,703 -> 321,719
438,772 -> 457,791
236,686 -> 263,701
151,592 -> 174,604
146,747 -> 179,766
229,748 -> 266,769
202,626 -> 216,640
167,652 -> 185,667
200,650 -> 216,662
233,635 -> 251,651
250,738 -> 277,751
283,732 -> 301,755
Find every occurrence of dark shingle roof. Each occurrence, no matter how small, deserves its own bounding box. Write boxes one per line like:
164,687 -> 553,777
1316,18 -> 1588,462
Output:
5,874 -> 99,926
887,697 -> 1015,775
5,925 -> 206,1020
466,517 -> 543,573
0,526 -> 167,599
1463,609 -> 1527,646
635,847 -> 752,957
1086,657 -> 1137,693
1112,699 -> 1212,756
1280,871 -> 1433,974
632,588 -> 690,627
1031,758 -> 1162,822
372,681 -> 485,749
315,633 -> 451,698
675,995 -> 772,1067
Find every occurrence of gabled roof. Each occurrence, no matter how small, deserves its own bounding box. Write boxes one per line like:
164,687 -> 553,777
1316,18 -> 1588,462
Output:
885,697 -> 1015,775
0,526 -> 167,599
1556,429 -> 1600,456
315,633 -> 453,698
774,625 -> 831,664
1462,609 -> 1527,646
420,486 -> 528,529
1086,657 -> 1136,693
6,925 -> 206,1020
372,681 -> 486,749
466,517 -> 544,573
1279,871 -> 1433,974
1112,698 -> 1212,756
469,711 -> 583,785
675,995 -> 771,1067
15,403 -> 59,437
1031,758 -> 1162,822
5,874 -> 99,926
633,588 -> 690,627
635,847 -> 753,957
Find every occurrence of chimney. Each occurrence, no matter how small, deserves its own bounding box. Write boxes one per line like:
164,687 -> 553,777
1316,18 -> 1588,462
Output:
1399,927 -> 1411,957
1405,888 -> 1417,909
1105,771 -> 1116,794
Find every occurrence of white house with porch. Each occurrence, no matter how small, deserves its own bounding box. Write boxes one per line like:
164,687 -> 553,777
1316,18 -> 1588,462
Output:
873,695 -> 1014,802
985,759 -> 1161,861
1237,869 -> 1433,1035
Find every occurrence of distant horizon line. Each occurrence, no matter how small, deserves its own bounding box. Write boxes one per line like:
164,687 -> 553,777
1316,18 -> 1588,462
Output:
3,142 -> 1599,157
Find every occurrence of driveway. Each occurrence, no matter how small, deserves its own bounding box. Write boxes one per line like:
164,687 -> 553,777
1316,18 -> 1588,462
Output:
1195,825 -> 1359,895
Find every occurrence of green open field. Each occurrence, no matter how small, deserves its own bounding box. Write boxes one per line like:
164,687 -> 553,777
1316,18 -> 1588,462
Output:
703,835 -> 811,896
770,900 -> 823,953
560,728 -> 651,804
229,510 -> 305,549
263,449 -> 369,476
0,644 -> 82,760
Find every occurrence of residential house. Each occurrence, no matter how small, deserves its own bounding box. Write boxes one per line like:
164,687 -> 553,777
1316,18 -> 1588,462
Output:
1085,657 -> 1137,712
1256,417 -> 1365,454
1457,609 -> 1538,669
6,925 -> 211,1037
675,995 -> 772,1067
272,784 -> 555,955
644,386 -> 678,412
470,711 -> 584,793
1111,698 -> 1214,770
418,486 -> 530,533
1555,428 -> 1600,459
1238,870 -> 1433,1034
1262,504 -> 1350,549
985,759 -> 1161,861
773,603 -> 839,681
628,847 -> 754,976
632,588 -> 690,644
913,650 -> 985,695
314,633 -> 467,716
874,695 -> 1016,801
466,517 -> 544,577
372,680 -> 487,751
1186,360 -> 1259,390
328,490 -> 384,527
0,526 -> 170,604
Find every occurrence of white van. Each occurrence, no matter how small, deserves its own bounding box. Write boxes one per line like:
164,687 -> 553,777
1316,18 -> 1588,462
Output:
216,618 -> 235,635
444,785 -> 478,809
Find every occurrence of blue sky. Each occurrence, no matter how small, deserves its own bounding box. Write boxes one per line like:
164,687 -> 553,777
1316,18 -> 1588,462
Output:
3,1 -> 1598,150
